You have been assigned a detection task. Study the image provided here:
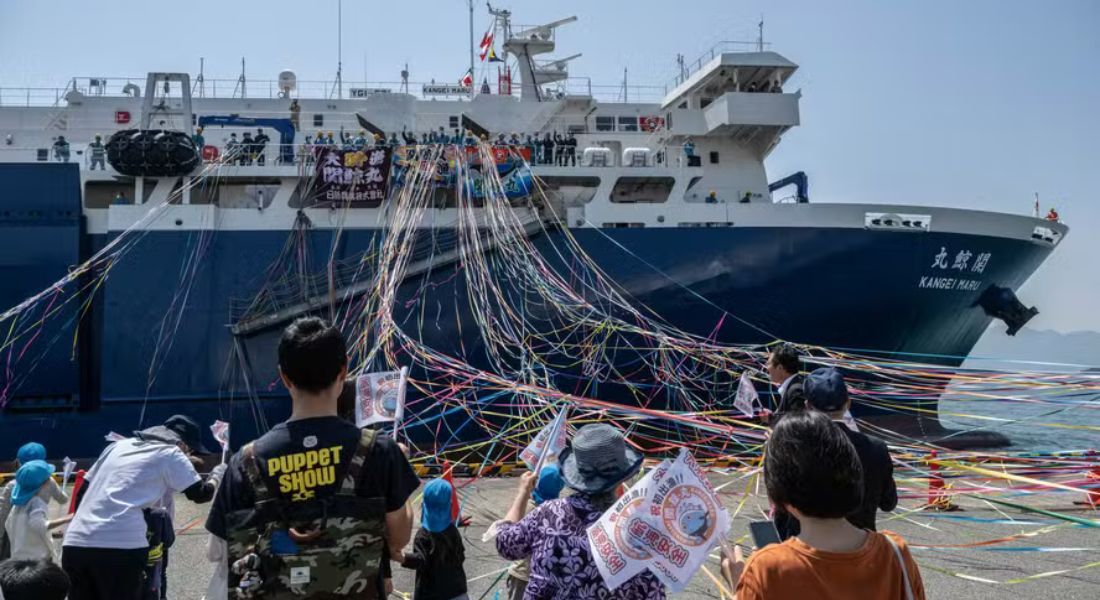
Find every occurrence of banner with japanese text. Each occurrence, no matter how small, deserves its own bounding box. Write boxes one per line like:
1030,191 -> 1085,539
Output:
733,371 -> 759,417
587,460 -> 671,590
587,448 -> 730,592
313,146 -> 392,205
355,367 -> 408,428
519,405 -> 569,472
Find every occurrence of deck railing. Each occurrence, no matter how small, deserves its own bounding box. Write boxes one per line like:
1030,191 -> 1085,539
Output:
0,74 -> 669,107
668,40 -> 770,88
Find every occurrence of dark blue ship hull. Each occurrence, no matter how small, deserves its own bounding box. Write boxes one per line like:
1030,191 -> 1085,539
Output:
0,164 -> 1054,458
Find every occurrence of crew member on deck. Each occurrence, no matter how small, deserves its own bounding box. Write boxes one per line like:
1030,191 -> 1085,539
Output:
253,128 -> 270,166
52,136 -> 70,162
88,135 -> 106,171
1046,207 -> 1060,222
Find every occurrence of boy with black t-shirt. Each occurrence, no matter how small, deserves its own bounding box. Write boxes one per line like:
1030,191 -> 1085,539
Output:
205,317 -> 419,598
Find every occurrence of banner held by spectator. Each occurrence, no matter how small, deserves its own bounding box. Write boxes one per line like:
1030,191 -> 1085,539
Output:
356,367 -> 409,431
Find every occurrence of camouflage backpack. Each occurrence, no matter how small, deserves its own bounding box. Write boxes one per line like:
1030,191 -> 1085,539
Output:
225,428 -> 387,599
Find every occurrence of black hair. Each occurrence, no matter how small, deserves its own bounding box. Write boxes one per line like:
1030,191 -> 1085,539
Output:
764,410 -> 863,519
770,343 -> 802,375
336,378 -> 356,421
0,559 -> 70,600
278,317 -> 348,393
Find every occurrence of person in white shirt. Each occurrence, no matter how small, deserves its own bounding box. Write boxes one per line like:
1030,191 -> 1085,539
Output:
4,460 -> 68,562
61,415 -> 225,600
0,443 -> 68,559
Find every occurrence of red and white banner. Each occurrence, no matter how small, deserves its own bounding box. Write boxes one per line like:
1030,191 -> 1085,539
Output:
733,371 -> 759,418
588,449 -> 730,592
211,420 -> 231,462
355,367 -> 408,428
588,460 -> 671,590
519,405 -> 569,472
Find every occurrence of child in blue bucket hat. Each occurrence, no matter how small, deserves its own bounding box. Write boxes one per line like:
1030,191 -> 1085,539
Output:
396,478 -> 468,600
1,443 -> 68,561
5,460 -> 66,562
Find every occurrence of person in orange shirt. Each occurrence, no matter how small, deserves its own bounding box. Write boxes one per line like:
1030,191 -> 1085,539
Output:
721,410 -> 925,599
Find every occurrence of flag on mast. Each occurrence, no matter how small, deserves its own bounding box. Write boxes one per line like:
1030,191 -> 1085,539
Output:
478,30 -> 494,61
459,68 -> 473,87
487,45 -> 504,63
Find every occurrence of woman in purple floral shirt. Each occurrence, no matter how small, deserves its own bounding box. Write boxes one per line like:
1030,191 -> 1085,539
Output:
495,424 -> 666,600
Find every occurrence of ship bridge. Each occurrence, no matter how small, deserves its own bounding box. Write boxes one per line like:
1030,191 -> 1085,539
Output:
662,46 -> 800,156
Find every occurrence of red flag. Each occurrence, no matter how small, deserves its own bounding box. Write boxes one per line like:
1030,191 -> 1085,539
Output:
459,70 -> 473,87
478,31 -> 494,61
442,461 -> 461,522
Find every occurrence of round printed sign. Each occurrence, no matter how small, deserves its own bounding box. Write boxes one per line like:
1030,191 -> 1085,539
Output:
612,497 -> 652,560
660,485 -> 717,547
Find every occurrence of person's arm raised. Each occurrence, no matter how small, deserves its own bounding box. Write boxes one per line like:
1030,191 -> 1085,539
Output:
503,471 -> 537,524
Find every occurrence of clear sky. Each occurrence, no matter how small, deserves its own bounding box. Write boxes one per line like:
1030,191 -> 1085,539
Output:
2,0 -> 1098,332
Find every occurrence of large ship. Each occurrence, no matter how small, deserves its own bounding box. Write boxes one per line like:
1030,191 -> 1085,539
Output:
0,11 -> 1067,458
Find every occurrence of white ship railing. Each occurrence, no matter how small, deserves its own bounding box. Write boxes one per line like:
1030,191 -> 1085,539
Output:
669,40 -> 771,88
0,76 -> 669,106
0,142 -> 691,171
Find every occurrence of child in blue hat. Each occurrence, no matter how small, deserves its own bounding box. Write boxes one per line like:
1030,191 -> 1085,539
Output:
0,443 -> 68,561
505,465 -> 564,600
5,460 -> 67,562
395,478 -> 468,600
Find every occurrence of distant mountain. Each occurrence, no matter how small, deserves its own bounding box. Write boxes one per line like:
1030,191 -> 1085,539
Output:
965,326 -> 1100,371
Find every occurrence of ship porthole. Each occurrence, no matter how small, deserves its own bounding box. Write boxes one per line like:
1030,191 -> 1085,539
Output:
174,219 -> 183,226
657,215 -> 665,223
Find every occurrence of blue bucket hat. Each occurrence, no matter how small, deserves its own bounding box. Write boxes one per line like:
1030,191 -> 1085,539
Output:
804,367 -> 850,412
532,464 -> 564,505
421,479 -> 454,534
11,460 -> 55,506
16,442 -> 46,464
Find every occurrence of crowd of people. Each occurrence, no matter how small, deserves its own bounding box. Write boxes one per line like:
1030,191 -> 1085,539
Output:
0,326 -> 923,600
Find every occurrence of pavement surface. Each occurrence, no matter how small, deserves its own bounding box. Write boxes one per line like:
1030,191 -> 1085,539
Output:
46,475 -> 1100,599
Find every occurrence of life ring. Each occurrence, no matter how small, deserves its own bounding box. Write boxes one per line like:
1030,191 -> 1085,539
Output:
643,116 -> 662,131
202,145 -> 220,161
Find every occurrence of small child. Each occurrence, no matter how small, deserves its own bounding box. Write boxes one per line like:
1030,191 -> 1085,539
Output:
396,478 -> 468,600
0,443 -> 68,560
5,460 -> 66,562
505,465 -> 564,600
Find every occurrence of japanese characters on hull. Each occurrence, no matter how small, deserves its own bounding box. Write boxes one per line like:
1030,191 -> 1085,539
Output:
920,246 -> 993,291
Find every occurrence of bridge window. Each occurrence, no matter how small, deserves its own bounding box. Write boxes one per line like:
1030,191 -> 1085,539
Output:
617,116 -> 639,132
709,151 -> 719,164
449,116 -> 460,128
595,116 -> 615,132
313,114 -> 324,127
610,176 -> 674,204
